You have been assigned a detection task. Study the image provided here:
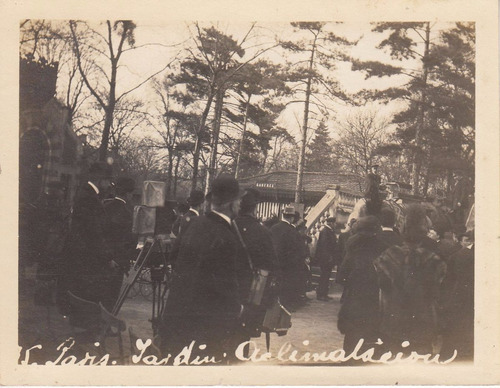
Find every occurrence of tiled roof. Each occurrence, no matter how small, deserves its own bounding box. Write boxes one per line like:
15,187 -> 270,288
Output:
239,170 -> 364,194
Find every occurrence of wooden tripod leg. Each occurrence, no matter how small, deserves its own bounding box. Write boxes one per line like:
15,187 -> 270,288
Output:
112,239 -> 156,315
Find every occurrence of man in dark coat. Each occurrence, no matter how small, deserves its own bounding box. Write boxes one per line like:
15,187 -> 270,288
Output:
378,207 -> 403,248
270,206 -> 305,310
103,177 -> 136,310
440,230 -> 474,360
315,217 -> 338,301
177,190 -> 205,237
57,162 -> 115,313
337,216 -> 388,354
161,175 -> 244,363
233,188 -> 279,338
374,204 -> 447,355
169,190 -> 205,267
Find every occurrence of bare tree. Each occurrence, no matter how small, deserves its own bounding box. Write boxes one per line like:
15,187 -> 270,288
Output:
334,110 -> 391,176
69,20 -> 173,161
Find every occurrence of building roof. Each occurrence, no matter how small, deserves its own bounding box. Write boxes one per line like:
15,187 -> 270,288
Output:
239,170 -> 364,203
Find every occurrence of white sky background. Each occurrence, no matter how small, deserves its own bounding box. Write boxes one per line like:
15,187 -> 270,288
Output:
52,21 -> 455,148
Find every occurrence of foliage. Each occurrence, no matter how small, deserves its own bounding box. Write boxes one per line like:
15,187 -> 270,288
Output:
306,121 -> 338,173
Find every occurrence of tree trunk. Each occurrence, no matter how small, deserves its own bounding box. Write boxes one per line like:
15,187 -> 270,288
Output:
173,154 -> 181,197
166,149 -> 174,197
205,89 -> 225,194
99,106 -> 114,161
235,94 -> 252,179
295,37 -> 317,203
191,91 -> 215,190
411,22 -> 430,195
422,166 -> 430,196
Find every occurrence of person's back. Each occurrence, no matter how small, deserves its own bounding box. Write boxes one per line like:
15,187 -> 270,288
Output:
270,209 -> 304,309
165,213 -> 240,318
57,162 -> 114,313
234,214 -> 278,301
160,175 -> 243,362
374,204 -> 447,354
441,231 -> 474,359
378,207 -> 403,248
270,218 -> 302,271
337,216 -> 388,352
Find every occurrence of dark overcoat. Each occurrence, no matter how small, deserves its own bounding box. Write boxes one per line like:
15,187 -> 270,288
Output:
103,197 -> 135,269
57,183 -> 112,311
178,209 -> 199,236
440,245 -> 474,359
315,226 -> 338,268
270,220 -> 305,306
337,233 -> 389,335
374,243 -> 447,353
233,215 -> 278,302
378,229 -> 403,249
270,221 -> 304,271
161,212 -> 242,359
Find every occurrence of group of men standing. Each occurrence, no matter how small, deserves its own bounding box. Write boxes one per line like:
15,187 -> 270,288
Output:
57,162 -> 136,313
53,161 -> 473,363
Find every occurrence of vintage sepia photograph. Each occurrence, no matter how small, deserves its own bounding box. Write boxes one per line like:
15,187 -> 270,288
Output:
18,18 -> 476,365
2,0 -> 499,385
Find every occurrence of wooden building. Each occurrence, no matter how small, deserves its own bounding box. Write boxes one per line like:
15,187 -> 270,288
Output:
239,170 -> 364,220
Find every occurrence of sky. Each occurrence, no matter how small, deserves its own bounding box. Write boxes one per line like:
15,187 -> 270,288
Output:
42,21 -> 455,147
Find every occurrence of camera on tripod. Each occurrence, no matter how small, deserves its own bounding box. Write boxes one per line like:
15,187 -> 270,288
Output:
114,181 -> 175,335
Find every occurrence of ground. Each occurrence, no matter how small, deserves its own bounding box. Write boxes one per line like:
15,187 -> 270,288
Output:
18,265 -> 345,366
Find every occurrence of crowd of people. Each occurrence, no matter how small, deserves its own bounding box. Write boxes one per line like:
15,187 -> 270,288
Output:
336,175 -> 474,360
20,161 -> 474,364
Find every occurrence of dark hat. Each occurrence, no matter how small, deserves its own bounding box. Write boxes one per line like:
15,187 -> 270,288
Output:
240,188 -> 260,212
115,177 -> 135,194
88,161 -> 113,179
326,216 -> 336,223
187,190 -> 205,207
209,174 -> 243,205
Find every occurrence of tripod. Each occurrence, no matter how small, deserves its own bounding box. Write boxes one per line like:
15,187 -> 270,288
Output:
112,236 -> 171,336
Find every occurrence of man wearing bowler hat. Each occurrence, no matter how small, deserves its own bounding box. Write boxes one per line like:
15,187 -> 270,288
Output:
178,190 -> 205,236
161,174 -> 245,363
57,161 -> 115,313
270,205 -> 305,310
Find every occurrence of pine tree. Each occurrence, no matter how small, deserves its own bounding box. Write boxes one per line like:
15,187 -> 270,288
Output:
306,121 -> 338,173
281,22 -> 355,202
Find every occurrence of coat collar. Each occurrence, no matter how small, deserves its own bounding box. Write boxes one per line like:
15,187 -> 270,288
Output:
207,211 -> 232,229
189,208 -> 200,217
88,181 -> 99,195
